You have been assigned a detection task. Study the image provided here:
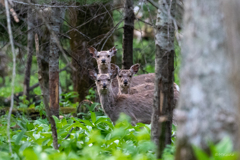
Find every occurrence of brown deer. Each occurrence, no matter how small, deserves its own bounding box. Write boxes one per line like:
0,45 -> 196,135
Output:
89,69 -> 153,125
88,46 -> 119,95
112,63 -> 155,94
88,47 -> 155,94
112,63 -> 180,108
88,46 -> 117,74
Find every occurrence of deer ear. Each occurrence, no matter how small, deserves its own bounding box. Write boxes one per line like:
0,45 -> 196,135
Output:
130,63 -> 140,74
110,63 -> 120,74
109,64 -> 118,79
88,47 -> 98,58
109,46 -> 117,56
89,69 -> 97,80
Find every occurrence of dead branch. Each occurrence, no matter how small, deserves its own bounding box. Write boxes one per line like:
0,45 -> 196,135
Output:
4,0 -> 16,154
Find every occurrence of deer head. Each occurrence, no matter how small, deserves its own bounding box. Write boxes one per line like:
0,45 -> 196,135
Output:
111,64 -> 140,94
89,69 -> 117,94
88,46 -> 117,74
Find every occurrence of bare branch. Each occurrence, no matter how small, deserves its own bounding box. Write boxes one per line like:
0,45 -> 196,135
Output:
146,0 -> 159,9
5,0 -> 16,155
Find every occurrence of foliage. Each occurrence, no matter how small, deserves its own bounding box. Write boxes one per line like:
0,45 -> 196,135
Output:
193,137 -> 238,160
77,88 -> 104,119
60,91 -> 79,108
0,113 -> 157,160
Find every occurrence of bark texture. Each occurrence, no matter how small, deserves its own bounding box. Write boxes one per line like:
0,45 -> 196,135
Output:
69,3 -> 114,102
122,0 -> 134,69
23,5 -> 34,99
151,0 -> 175,158
222,0 -> 240,152
49,6 -> 62,118
35,34 -> 58,150
175,1 -> 239,159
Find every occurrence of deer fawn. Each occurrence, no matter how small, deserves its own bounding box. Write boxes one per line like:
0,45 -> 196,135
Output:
89,70 -> 153,125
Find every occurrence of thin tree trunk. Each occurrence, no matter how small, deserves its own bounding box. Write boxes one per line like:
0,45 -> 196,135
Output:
49,5 -> 62,118
23,4 -> 34,99
122,0 -> 134,69
35,34 -> 58,150
151,0 -> 175,158
175,1 -> 239,159
69,2 -> 114,102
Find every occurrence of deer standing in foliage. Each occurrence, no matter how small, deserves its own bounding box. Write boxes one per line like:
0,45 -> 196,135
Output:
89,69 -> 153,125
88,47 -> 155,95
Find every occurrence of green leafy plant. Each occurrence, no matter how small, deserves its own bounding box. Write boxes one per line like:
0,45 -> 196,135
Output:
60,91 -> 79,107
0,113 -> 157,160
193,137 -> 238,160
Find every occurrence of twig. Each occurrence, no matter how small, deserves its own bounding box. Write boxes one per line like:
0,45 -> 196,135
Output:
11,0 -> 84,8
5,0 -> 16,155
146,0 -> 159,9
136,18 -> 153,27
100,19 -> 123,51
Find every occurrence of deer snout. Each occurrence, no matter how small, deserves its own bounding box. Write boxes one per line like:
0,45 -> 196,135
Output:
101,59 -> 106,63
103,83 -> 107,88
124,79 -> 128,85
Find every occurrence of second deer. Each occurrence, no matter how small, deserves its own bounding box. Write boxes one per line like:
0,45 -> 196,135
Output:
89,69 -> 153,125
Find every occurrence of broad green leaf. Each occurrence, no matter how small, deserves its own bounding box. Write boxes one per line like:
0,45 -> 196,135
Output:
15,130 -> 26,145
91,112 -> 96,123
215,137 -> 233,154
193,146 -> 209,160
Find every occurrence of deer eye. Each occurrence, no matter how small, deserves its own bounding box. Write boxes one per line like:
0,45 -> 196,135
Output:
129,75 -> 132,78
97,80 -> 100,82
107,55 -> 110,58
97,56 -> 100,58
108,79 -> 110,81
119,75 -> 122,78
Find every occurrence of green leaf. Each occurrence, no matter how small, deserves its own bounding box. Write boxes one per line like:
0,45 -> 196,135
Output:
193,146 -> 209,160
215,136 -> 233,154
15,130 -> 26,145
52,115 -> 60,123
91,112 -> 96,123
79,119 -> 93,127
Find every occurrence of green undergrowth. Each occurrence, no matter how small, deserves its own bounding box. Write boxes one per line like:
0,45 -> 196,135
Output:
0,113 -> 158,160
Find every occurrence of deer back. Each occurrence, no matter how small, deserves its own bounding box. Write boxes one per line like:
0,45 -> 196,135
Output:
131,73 -> 155,87
114,90 -> 154,124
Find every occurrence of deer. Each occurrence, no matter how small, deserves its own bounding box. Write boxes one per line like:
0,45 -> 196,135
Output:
88,46 -> 117,74
111,63 -> 155,94
88,47 -> 155,94
89,69 -> 154,125
88,46 -> 119,95
112,63 -> 180,108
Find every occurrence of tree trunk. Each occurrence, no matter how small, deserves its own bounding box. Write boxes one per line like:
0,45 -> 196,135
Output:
122,0 -> 134,69
69,2 -> 114,102
175,1 -> 239,159
49,5 -> 62,118
23,4 -> 34,99
151,0 -> 175,158
222,0 -> 240,152
35,34 -> 58,150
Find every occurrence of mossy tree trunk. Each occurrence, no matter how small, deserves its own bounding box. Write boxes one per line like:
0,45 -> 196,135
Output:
151,0 -> 175,158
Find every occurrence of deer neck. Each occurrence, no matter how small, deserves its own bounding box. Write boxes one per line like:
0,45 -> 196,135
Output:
98,64 -> 110,74
118,85 -> 130,94
97,85 -> 116,118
